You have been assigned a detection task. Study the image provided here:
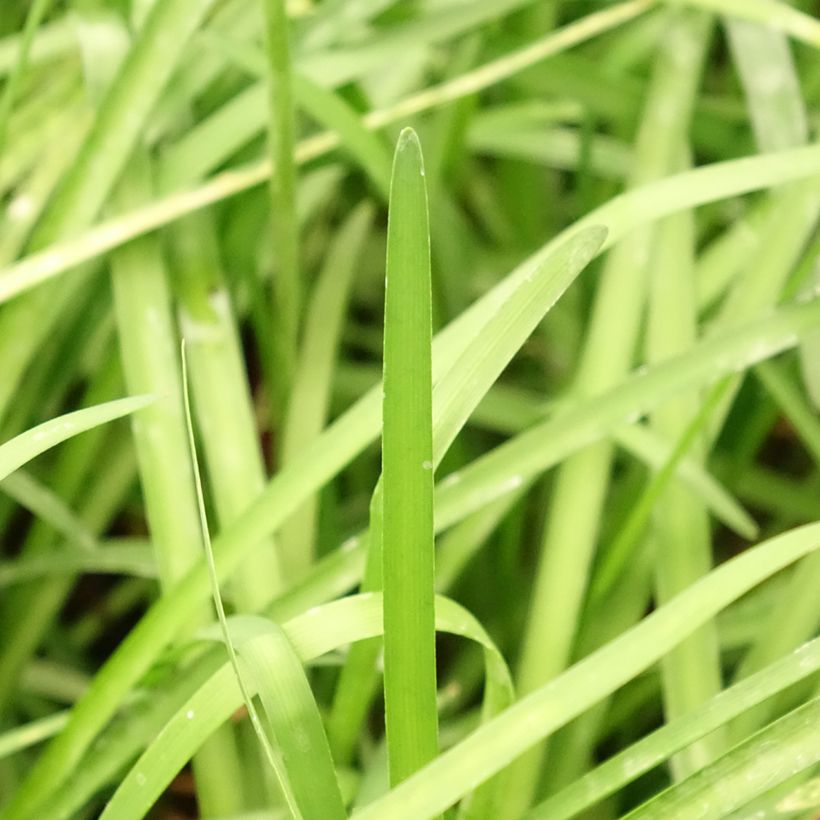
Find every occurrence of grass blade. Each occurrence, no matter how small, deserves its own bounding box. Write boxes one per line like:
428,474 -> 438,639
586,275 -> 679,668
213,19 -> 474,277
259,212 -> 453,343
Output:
110,150 -> 247,813
0,395 -> 151,482
279,203 -> 373,577
648,208 -> 726,778
173,208 -> 285,610
263,0 -> 301,419
0,470 -> 98,552
0,0 -> 52,160
672,0 -> 820,48
234,623 -> 347,820
0,542 -> 155,587
382,127 -> 438,785
293,75 -> 391,199
181,341 -> 297,816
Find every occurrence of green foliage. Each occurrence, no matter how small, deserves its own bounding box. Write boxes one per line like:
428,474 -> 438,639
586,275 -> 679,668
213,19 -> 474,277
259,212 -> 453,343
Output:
1,1 -> 820,819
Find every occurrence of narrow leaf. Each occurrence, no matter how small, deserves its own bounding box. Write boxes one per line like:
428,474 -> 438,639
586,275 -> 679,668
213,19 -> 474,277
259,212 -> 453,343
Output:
382,127 -> 439,785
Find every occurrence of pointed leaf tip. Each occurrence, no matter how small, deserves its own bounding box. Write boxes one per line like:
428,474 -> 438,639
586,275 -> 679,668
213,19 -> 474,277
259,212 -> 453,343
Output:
397,126 -> 421,150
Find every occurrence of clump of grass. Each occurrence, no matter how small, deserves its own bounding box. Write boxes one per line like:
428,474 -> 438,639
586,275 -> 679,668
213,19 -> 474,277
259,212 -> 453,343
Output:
2,1 -> 820,819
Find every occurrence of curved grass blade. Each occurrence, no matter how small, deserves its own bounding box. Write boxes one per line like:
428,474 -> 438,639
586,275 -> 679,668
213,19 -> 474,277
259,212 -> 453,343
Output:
0,395 -> 152,482
101,594 -> 513,820
431,224 -> 606,465
233,623 -> 347,820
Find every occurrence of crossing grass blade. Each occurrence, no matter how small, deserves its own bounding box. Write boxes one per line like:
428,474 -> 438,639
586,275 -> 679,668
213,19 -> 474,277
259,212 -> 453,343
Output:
351,522 -> 820,820
433,298 -> 820,532
381,127 -> 439,786
456,388 -> 757,540
623,695 -> 820,820
526,636 -> 820,820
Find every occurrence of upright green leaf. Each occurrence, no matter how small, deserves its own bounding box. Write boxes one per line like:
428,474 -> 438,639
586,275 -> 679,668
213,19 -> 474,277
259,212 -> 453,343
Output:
382,127 -> 439,786
262,0 -> 301,421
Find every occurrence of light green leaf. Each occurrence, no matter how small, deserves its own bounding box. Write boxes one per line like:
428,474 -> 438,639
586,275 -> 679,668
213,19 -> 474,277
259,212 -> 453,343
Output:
0,395 -> 152,483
